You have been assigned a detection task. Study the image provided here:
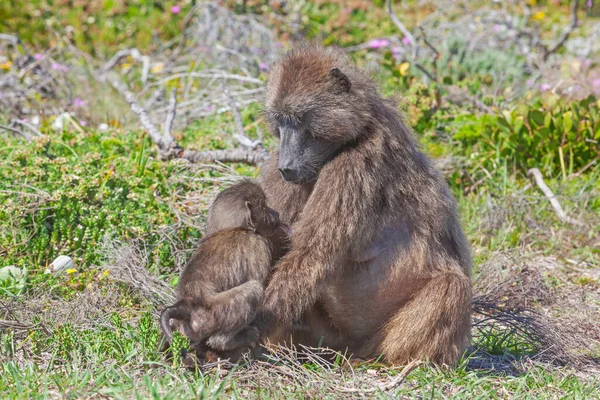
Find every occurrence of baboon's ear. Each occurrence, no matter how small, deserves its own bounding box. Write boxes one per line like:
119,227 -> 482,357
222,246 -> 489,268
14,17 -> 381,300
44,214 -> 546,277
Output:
244,201 -> 256,231
328,68 -> 351,92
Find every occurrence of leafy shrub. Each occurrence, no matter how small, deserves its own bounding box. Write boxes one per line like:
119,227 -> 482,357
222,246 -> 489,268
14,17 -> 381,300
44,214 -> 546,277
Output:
448,95 -> 600,185
0,129 -> 221,294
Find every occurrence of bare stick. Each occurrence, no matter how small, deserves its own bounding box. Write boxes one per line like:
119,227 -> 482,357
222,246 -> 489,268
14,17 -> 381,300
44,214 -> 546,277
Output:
0,124 -> 31,141
12,119 -> 43,137
109,77 -> 176,153
223,87 -> 246,140
223,86 -> 263,149
108,75 -> 268,165
527,168 -> 584,227
0,34 -> 30,55
163,88 -> 177,138
385,0 -> 417,59
182,149 -> 269,164
336,360 -> 423,394
545,0 -> 578,59
102,48 -> 151,84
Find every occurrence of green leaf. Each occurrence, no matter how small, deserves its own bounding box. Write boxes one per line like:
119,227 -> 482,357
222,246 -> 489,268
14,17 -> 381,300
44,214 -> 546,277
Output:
563,111 -> 573,132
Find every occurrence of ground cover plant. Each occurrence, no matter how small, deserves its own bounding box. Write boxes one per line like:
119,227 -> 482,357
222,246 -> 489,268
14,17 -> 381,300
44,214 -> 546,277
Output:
1,0 -> 599,398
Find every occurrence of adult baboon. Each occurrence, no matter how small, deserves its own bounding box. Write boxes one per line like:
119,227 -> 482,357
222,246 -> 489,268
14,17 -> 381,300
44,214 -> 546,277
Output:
258,44 -> 472,365
160,180 -> 290,359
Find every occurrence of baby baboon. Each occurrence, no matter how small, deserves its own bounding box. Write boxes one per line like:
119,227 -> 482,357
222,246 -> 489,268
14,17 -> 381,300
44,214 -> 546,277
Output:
259,43 -> 472,366
160,180 -> 289,359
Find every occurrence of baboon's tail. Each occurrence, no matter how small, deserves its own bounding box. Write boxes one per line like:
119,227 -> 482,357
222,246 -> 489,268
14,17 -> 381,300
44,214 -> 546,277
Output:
160,301 -> 190,341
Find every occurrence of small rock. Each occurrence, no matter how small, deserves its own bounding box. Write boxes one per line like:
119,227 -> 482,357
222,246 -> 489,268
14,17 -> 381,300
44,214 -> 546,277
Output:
48,255 -> 75,273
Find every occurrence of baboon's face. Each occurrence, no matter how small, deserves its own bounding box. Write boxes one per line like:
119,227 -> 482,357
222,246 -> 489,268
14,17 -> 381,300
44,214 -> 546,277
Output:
277,117 -> 341,184
266,64 -> 365,184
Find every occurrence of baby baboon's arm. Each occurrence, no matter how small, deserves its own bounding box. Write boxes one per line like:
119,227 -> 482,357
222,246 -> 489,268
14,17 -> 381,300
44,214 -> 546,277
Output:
193,280 -> 263,340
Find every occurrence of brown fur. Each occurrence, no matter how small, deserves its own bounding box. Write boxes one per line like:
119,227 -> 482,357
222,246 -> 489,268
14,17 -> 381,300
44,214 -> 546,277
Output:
160,180 -> 290,358
259,43 -> 472,366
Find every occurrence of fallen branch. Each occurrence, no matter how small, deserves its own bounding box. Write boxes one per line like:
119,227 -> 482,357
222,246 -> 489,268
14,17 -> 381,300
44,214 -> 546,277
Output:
102,48 -> 151,84
544,0 -> 578,59
109,76 -> 179,156
107,74 -> 269,165
163,88 -> 177,138
12,119 -> 43,137
385,0 -> 417,59
336,360 -> 422,394
223,86 -> 265,151
527,168 -> 585,227
0,124 -> 31,141
181,148 -> 269,164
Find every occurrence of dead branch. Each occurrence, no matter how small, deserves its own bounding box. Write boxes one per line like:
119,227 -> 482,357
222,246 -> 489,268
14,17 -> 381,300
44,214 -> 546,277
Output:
102,48 -> 151,84
223,86 -> 265,151
109,76 -> 179,155
527,168 -> 585,227
12,119 -> 43,137
163,88 -> 177,138
385,0 -> 417,59
107,74 -> 269,165
0,34 -> 31,55
545,0 -> 579,59
0,124 -> 31,141
181,148 -> 269,164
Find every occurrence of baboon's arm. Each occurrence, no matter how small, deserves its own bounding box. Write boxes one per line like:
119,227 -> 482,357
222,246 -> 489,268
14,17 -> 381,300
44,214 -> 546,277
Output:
263,151 -> 380,324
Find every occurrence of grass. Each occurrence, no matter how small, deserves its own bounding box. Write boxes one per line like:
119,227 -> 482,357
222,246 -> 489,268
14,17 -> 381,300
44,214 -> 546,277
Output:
1,119 -> 598,399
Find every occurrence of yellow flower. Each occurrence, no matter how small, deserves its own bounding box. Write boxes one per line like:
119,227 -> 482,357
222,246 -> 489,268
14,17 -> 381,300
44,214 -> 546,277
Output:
121,62 -> 132,70
66,268 -> 77,274
0,61 -> 12,70
103,269 -> 110,277
532,11 -> 545,21
151,63 -> 164,73
398,62 -> 410,76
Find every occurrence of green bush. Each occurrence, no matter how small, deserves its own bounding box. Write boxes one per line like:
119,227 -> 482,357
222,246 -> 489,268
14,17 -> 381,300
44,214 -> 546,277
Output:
448,95 -> 600,183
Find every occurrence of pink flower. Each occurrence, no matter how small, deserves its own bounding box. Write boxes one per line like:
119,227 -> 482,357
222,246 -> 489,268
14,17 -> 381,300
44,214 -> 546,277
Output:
259,62 -> 268,71
73,97 -> 86,108
526,79 -> 534,87
401,36 -> 411,45
79,120 -> 87,127
587,0 -> 592,8
540,83 -> 552,92
592,78 -> 600,88
583,59 -> 591,68
493,24 -> 502,32
368,39 -> 390,49
51,62 -> 68,72
34,53 -> 43,60
171,5 -> 180,14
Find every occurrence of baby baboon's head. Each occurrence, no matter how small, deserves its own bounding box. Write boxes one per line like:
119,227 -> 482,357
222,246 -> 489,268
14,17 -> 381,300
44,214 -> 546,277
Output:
206,180 -> 285,238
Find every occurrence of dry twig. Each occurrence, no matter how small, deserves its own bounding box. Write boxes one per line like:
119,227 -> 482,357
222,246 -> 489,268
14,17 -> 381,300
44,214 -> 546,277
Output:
527,168 -> 585,227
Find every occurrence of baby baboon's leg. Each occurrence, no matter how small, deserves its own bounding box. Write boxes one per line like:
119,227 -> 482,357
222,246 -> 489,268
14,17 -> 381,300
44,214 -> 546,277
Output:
207,326 -> 261,351
207,280 -> 264,333
379,270 -> 472,366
